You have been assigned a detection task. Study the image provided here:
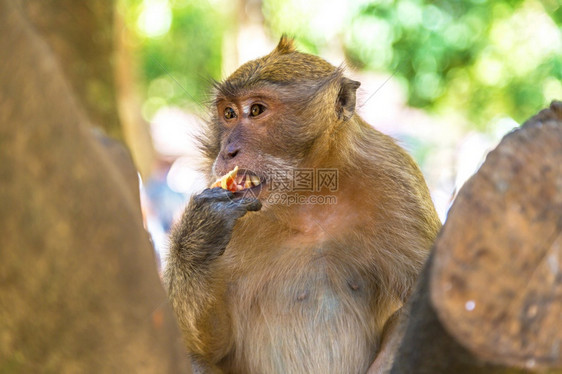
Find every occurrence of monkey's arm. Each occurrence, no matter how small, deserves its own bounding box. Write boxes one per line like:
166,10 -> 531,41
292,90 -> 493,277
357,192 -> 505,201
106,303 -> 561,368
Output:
164,188 -> 261,371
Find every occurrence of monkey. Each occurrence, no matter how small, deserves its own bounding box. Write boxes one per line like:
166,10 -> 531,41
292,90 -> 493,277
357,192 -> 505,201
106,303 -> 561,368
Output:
164,36 -> 442,374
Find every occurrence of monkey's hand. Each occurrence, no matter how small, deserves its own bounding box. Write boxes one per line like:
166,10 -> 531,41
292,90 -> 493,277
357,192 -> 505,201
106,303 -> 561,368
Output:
172,187 -> 262,262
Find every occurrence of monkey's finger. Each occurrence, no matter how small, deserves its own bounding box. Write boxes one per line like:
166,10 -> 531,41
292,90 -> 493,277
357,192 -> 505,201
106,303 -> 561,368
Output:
239,197 -> 262,212
195,187 -> 234,203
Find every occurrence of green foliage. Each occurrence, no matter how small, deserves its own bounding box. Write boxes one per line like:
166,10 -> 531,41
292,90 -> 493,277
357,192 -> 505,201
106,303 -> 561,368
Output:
263,0 -> 562,129
124,0 -> 227,119
125,0 -> 562,128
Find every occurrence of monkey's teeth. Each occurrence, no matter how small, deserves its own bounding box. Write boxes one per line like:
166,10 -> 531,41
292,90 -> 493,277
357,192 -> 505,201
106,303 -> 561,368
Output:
250,176 -> 261,186
215,171 -> 261,191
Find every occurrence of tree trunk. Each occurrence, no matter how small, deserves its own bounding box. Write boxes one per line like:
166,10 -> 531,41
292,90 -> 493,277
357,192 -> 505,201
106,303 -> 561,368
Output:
0,1 -> 191,372
20,0 -> 155,177
391,101 -> 562,373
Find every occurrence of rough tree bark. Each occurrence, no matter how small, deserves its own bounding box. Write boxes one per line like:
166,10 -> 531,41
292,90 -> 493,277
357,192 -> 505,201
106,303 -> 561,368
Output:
390,101 -> 562,374
19,0 -> 120,140
0,1 -> 191,372
19,0 -> 155,177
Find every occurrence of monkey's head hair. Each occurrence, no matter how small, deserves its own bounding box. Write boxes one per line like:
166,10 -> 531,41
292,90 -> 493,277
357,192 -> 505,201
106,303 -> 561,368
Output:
212,35 -> 360,127
215,36 -> 340,98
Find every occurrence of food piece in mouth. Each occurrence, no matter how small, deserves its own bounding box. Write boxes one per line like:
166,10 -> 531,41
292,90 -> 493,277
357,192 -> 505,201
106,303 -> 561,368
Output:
211,166 -> 239,192
210,166 -> 261,192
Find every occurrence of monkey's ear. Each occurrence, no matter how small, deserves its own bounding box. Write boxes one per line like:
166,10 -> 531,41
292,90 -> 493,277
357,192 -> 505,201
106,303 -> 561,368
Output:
337,77 -> 361,121
275,35 -> 296,55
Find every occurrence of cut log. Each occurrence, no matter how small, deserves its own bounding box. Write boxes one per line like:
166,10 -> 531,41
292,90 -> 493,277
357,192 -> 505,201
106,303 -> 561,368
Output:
431,101 -> 562,370
391,101 -> 562,374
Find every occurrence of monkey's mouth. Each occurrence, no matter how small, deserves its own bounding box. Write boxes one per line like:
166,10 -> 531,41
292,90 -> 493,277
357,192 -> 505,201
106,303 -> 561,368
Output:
211,166 -> 264,193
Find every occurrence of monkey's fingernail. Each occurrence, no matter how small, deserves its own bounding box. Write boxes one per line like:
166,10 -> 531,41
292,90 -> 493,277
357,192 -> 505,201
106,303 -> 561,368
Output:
245,200 -> 262,211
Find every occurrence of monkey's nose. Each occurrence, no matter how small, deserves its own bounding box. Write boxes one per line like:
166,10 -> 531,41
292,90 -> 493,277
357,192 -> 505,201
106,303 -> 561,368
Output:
224,143 -> 240,159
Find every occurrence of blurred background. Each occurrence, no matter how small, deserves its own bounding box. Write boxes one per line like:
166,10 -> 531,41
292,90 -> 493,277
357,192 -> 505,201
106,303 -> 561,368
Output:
113,0 -> 562,267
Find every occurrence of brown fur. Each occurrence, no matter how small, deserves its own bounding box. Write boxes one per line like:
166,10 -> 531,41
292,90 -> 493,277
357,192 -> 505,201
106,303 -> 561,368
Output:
165,36 -> 441,373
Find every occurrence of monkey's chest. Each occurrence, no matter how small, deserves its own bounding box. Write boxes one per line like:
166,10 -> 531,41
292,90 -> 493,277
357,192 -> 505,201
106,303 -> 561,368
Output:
225,257 -> 378,374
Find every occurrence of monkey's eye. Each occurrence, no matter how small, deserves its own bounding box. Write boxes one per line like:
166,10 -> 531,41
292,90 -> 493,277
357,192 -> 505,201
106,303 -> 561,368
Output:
250,104 -> 266,117
224,107 -> 237,120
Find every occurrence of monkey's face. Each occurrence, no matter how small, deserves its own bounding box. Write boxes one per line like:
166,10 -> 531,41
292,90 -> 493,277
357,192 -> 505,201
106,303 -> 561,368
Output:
207,37 -> 360,200
211,86 -> 305,197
